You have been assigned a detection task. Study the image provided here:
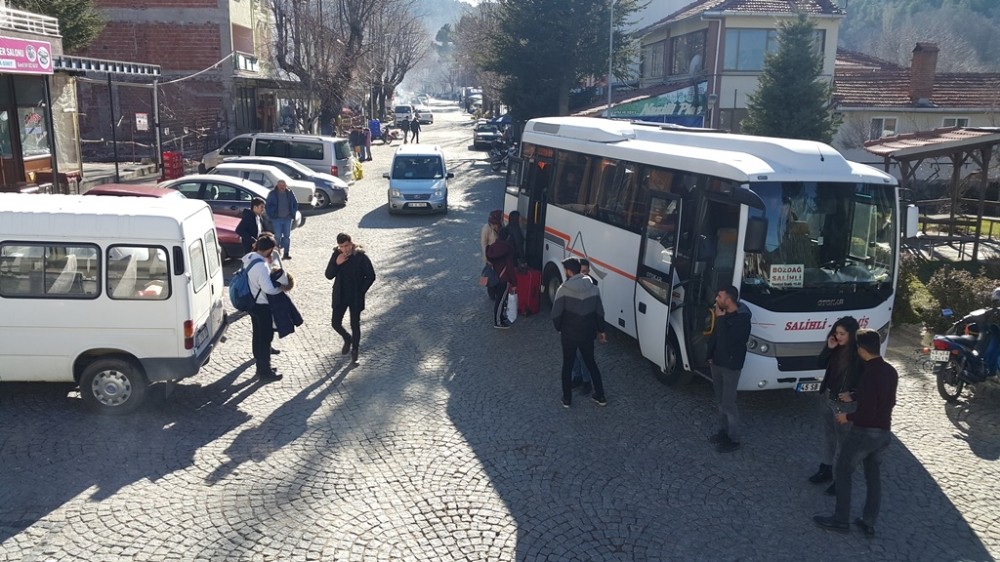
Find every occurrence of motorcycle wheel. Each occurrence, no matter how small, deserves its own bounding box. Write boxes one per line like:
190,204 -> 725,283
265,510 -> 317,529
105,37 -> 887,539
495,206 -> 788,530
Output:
936,358 -> 966,403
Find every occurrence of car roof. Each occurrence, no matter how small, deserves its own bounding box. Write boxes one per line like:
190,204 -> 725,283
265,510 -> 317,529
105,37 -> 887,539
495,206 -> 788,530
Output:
233,132 -> 348,143
85,184 -> 181,198
159,174 -> 271,196
393,144 -> 444,156
214,162 -> 292,177
229,156 -> 312,171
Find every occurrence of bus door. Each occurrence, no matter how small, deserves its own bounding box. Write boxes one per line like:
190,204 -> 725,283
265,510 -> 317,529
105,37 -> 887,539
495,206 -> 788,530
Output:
635,193 -> 682,372
521,156 -> 554,270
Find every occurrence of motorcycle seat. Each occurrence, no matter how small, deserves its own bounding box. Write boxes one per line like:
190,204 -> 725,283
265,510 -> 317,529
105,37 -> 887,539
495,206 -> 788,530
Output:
940,334 -> 978,347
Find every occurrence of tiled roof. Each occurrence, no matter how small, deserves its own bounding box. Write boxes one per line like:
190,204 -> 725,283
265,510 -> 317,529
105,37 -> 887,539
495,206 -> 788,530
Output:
835,48 -> 902,74
834,71 -> 1000,109
864,127 -> 1000,158
638,0 -> 844,34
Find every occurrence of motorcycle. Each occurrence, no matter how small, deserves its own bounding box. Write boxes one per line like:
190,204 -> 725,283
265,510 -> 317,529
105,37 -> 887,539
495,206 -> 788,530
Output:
930,294 -> 1000,402
374,125 -> 400,145
488,140 -> 517,173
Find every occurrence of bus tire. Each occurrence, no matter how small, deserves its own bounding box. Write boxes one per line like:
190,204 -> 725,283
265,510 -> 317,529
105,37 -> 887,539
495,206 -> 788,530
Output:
80,357 -> 148,415
543,267 -> 562,309
654,338 -> 693,386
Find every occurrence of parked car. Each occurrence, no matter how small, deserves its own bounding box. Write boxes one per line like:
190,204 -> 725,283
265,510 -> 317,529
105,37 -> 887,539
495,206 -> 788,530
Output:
222,156 -> 348,207
210,163 -> 318,208
393,104 -> 415,124
472,121 -> 502,149
157,174 -> 305,229
84,183 -> 244,260
414,106 -> 434,125
199,132 -> 356,186
384,144 -> 453,214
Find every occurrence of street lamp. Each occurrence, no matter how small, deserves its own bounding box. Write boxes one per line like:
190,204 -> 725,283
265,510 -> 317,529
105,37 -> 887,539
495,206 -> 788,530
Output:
607,0 -> 617,114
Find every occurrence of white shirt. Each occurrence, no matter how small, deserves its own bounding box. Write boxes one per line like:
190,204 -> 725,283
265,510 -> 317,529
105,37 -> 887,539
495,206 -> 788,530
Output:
243,253 -> 282,304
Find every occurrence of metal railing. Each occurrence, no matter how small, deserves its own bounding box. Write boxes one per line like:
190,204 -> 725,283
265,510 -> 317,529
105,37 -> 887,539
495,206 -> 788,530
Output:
0,6 -> 60,38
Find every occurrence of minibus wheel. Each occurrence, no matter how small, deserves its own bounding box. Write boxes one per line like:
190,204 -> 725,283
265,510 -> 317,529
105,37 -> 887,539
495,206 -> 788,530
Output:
543,268 -> 562,309
654,337 -> 693,386
80,358 -> 147,415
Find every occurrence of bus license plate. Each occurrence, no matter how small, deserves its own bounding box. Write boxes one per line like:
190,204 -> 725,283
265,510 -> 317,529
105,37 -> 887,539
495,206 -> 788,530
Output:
930,350 -> 951,362
796,381 -> 821,393
409,202 -> 429,208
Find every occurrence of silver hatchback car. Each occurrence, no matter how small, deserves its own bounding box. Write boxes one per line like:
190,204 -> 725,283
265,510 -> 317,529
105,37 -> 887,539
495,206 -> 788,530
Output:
383,145 -> 453,214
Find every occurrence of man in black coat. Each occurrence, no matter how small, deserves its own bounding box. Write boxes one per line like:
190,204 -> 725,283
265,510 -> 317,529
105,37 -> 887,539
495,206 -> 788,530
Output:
706,285 -> 752,453
324,232 -> 376,363
409,114 -> 421,143
235,197 -> 268,254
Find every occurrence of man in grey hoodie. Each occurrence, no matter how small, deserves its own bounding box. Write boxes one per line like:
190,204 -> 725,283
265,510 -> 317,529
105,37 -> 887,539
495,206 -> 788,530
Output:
552,258 -> 607,408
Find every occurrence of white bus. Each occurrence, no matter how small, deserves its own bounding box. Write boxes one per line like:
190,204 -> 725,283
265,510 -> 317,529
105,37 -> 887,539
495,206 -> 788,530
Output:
504,117 -> 914,391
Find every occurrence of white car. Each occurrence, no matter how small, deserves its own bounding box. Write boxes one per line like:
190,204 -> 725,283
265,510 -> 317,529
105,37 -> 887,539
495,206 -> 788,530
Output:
414,106 -> 434,125
210,163 -> 318,208
223,156 -> 348,207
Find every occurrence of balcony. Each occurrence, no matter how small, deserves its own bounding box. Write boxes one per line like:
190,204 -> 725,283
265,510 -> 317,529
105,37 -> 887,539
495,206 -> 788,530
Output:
0,6 -> 60,38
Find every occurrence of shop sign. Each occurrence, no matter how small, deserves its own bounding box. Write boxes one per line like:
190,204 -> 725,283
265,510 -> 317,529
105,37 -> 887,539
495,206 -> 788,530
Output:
0,36 -> 52,75
136,113 -> 149,131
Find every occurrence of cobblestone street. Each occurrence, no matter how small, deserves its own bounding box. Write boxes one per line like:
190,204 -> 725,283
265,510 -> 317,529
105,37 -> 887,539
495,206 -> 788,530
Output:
1,109 -> 999,561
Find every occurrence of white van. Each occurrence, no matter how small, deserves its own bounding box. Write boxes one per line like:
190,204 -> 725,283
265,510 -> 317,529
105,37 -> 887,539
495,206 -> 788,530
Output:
210,162 -> 318,208
383,144 -> 453,214
0,194 -> 229,414
200,132 -> 356,185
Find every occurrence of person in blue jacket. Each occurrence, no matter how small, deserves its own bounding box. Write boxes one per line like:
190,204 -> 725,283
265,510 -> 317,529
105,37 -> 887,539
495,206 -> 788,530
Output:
264,181 -> 298,260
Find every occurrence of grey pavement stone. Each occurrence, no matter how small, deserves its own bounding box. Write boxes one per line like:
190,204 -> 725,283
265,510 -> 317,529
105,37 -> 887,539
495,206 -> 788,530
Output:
1,108 -> 999,561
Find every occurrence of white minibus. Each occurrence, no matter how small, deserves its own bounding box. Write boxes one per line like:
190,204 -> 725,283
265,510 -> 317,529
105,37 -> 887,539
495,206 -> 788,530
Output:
0,193 -> 229,413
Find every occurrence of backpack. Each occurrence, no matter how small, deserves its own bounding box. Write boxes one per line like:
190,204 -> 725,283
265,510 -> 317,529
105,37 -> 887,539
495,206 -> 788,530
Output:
229,256 -> 264,311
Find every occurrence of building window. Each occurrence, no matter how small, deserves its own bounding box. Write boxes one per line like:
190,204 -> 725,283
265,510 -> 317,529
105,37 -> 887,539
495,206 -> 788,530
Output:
870,117 -> 897,140
670,31 -> 707,75
641,41 -> 666,80
724,29 -> 825,71
943,117 -> 969,128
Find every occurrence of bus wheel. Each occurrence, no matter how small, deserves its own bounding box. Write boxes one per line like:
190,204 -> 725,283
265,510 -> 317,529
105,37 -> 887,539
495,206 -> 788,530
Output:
543,269 -> 562,309
80,358 -> 147,415
654,339 -> 693,386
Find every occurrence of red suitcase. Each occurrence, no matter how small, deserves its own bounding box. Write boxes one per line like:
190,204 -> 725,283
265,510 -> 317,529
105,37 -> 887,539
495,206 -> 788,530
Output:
515,268 -> 542,316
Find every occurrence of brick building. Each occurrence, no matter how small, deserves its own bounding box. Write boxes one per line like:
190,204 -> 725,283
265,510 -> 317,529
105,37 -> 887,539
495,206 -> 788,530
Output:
77,0 -> 296,161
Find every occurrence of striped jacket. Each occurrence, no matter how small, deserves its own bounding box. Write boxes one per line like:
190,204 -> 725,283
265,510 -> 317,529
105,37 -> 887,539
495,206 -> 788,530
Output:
552,273 -> 606,341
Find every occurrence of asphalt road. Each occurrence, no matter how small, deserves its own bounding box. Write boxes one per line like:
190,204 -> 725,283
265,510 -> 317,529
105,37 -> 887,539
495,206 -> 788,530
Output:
1,105 -> 998,561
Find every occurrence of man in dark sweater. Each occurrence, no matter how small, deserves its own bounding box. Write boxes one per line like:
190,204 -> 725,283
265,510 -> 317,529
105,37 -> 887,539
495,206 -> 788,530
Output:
706,285 -> 752,453
552,258 -> 607,408
324,233 -> 377,363
814,328 -> 898,537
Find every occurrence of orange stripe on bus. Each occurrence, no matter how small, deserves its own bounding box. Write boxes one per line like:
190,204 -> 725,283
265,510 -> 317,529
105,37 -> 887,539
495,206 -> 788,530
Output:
543,226 -> 637,282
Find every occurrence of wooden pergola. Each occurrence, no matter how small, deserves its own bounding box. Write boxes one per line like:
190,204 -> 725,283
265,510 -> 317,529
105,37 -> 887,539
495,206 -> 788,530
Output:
865,127 -> 1000,262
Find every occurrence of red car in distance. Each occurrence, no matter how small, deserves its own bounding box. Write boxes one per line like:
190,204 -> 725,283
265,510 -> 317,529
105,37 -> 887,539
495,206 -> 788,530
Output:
84,183 -> 244,261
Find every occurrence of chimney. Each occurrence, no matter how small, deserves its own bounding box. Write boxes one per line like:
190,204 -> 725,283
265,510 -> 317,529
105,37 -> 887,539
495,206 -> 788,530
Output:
909,42 -> 938,106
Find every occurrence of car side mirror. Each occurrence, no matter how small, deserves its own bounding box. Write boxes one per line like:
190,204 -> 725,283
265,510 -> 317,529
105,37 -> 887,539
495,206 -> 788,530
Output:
447,172 -> 454,179
382,172 -> 390,179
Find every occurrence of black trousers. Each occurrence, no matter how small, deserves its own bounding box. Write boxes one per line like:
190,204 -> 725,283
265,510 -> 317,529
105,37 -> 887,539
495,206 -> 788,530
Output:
249,303 -> 274,375
332,305 -> 362,350
560,336 -> 605,401
492,280 -> 508,326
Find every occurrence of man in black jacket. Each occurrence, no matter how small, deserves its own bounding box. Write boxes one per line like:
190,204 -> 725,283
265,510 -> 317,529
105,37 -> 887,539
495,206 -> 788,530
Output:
552,258 -> 607,408
325,233 -> 376,363
235,197 -> 268,254
814,329 -> 898,537
706,285 -> 752,453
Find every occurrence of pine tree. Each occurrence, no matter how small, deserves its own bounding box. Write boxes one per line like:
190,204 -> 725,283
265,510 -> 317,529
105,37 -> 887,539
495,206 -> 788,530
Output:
742,15 -> 836,143
12,0 -> 105,54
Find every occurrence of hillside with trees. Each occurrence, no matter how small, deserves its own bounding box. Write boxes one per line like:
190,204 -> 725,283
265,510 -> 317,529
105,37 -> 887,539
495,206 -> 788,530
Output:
839,0 -> 1000,71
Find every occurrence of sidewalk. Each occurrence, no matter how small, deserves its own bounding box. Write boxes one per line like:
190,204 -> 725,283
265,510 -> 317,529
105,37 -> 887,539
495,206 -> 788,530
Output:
77,160 -> 198,192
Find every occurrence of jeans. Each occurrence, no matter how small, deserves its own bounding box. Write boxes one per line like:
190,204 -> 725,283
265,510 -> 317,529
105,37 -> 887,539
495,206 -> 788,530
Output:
332,305 -> 362,351
711,364 -> 742,442
492,280 -> 509,326
819,395 -> 854,466
249,303 -> 274,375
571,350 -> 592,383
833,427 -> 892,525
560,337 -> 605,401
272,218 -> 292,256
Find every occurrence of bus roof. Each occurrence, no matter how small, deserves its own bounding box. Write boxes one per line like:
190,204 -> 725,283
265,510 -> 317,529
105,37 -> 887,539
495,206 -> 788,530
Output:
0,193 -> 213,241
522,117 -> 896,186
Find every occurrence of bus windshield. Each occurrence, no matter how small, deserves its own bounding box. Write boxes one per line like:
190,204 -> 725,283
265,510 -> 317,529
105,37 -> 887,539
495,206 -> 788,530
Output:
742,181 -> 896,310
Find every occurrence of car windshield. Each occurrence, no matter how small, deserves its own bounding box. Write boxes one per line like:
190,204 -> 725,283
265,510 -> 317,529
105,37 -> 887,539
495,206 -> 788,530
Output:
476,124 -> 498,132
742,181 -> 896,295
392,156 -> 444,180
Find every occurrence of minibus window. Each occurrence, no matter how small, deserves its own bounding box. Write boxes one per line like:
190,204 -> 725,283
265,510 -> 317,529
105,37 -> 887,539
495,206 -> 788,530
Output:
0,243 -> 100,298
107,245 -> 170,300
189,240 -> 208,293
203,230 -> 221,275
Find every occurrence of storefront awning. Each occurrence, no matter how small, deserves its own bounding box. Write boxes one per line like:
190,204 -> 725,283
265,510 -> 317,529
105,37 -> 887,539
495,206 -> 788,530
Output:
54,55 -> 161,77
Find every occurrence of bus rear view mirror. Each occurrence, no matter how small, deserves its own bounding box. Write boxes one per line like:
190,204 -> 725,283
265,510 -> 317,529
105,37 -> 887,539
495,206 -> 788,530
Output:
905,205 -> 918,238
745,217 -> 768,253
